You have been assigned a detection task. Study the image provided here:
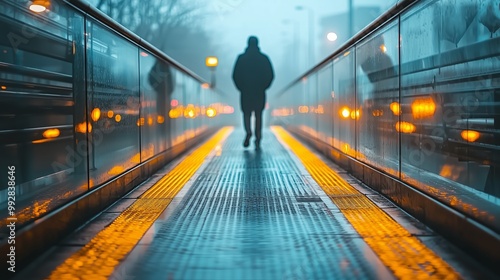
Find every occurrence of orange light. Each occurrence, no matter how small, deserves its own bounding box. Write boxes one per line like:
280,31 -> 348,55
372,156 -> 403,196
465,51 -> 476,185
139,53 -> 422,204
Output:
298,106 -> 309,113
380,44 -> 387,53
461,130 -> 480,142
115,114 -> 121,122
201,83 -> 210,89
372,109 -> 384,117
205,56 -> 218,67
157,115 -> 165,124
411,97 -> 436,119
43,128 -> 60,139
395,121 -> 416,133
107,110 -> 114,118
91,108 -> 101,122
108,166 -> 125,175
1,86 -> 6,90
340,107 -> 350,119
350,109 -> 360,120
29,0 -> 50,13
390,102 -> 401,116
206,108 -> 217,118
147,116 -> 153,125
169,108 -> 181,119
76,122 -> 92,133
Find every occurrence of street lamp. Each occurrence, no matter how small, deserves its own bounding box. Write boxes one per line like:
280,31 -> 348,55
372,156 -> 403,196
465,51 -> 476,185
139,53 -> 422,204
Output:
282,19 -> 300,74
296,5 -> 315,68
205,56 -> 218,88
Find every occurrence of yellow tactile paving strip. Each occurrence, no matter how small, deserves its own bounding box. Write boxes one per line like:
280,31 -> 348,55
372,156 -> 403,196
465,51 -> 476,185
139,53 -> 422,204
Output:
271,126 -> 460,280
48,127 -> 233,280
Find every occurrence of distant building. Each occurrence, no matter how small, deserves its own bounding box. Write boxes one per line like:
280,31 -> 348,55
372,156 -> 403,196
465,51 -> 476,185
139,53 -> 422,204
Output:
319,6 -> 381,60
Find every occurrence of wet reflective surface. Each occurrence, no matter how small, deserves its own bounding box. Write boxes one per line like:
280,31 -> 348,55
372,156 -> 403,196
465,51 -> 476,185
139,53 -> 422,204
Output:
118,130 -> 393,279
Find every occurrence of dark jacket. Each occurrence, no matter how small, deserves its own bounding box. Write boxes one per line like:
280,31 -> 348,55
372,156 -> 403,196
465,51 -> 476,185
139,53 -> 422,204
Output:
232,45 -> 274,111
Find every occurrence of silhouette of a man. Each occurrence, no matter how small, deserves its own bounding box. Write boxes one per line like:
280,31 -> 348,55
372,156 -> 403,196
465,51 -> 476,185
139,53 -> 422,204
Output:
232,36 -> 274,149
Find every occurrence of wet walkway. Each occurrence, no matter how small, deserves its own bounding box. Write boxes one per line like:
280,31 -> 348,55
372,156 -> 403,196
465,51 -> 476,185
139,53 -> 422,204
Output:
15,128 -> 491,280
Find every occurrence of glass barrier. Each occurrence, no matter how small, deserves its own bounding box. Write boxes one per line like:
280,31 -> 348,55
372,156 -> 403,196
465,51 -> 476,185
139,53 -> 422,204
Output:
273,0 -> 500,230
0,0 -> 230,229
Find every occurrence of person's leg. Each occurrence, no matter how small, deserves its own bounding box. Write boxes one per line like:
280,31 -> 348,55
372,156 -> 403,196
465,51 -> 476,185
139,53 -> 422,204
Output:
243,111 -> 252,147
254,109 -> 263,149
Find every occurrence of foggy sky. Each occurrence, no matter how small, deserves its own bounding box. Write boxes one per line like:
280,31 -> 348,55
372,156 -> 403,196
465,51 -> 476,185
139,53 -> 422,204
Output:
200,0 -> 395,96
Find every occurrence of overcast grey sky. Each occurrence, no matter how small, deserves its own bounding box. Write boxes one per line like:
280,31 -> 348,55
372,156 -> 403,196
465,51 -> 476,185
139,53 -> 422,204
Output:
200,0 -> 395,95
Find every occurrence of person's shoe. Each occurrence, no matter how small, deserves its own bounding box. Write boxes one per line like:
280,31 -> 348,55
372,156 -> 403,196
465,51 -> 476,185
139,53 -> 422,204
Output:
243,135 -> 251,148
254,139 -> 261,150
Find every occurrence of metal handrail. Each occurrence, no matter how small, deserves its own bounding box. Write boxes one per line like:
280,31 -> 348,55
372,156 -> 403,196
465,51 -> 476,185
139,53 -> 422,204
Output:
277,0 -> 419,96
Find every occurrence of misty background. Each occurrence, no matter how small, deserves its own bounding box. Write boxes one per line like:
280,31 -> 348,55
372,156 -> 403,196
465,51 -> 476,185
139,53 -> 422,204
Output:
87,0 -> 396,107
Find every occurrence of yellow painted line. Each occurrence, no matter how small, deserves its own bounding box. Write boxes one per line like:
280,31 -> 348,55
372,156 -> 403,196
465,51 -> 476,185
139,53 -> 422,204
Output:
272,126 -> 460,280
48,127 -> 233,280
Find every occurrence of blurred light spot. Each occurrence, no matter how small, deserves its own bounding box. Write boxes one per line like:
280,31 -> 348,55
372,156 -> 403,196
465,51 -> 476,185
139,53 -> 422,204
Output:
411,97 -> 436,119
201,83 -> 210,89
327,32 -> 338,41
171,99 -> 178,107
76,122 -> 92,133
131,153 -> 141,164
206,108 -> 217,118
205,56 -> 218,67
223,105 -> 234,114
343,51 -> 350,57
43,128 -> 60,139
91,108 -> 101,122
395,121 -> 416,133
390,102 -> 401,116
1,86 -> 6,90
157,115 -> 165,124
340,107 -> 350,119
298,106 -> 309,113
461,130 -> 480,142
372,109 -> 384,117
29,0 -> 49,13
350,109 -> 360,120
140,52 -> 148,57
380,44 -> 387,53
115,114 -> 121,122
107,110 -> 114,118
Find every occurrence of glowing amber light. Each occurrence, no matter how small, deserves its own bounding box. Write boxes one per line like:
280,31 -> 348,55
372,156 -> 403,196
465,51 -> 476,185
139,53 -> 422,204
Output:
380,44 -> 387,53
340,107 -> 350,119
91,108 -> 101,122
205,56 -> 218,67
43,128 -> 60,139
350,109 -> 360,120
395,121 -> 416,133
390,102 -> 401,116
372,109 -> 384,117
411,97 -> 436,119
157,115 -> 165,124
115,114 -> 121,122
76,122 -> 92,133
29,0 -> 50,13
201,83 -> 210,89
1,86 -> 6,90
107,110 -> 114,118
108,166 -> 125,175
169,108 -> 181,119
206,108 -> 217,118
461,130 -> 480,142
298,106 -> 309,113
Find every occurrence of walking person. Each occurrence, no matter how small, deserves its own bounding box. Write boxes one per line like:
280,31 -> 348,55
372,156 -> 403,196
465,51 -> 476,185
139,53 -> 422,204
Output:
232,36 -> 274,149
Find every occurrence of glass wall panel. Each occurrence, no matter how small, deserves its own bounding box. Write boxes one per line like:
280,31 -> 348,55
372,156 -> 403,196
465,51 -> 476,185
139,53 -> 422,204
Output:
333,48 -> 356,155
318,62 -> 333,144
0,0 -> 86,227
87,21 -> 140,186
140,52 -> 173,161
400,0 -> 500,198
355,22 -> 399,176
170,70 -> 186,146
